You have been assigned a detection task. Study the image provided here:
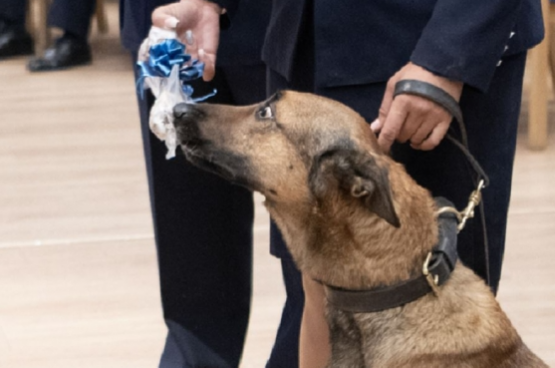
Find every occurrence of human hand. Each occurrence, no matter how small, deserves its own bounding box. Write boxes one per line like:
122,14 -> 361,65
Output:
371,63 -> 463,152
152,0 -> 222,81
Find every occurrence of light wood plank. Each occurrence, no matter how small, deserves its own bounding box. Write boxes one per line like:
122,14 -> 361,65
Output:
0,240 -> 166,368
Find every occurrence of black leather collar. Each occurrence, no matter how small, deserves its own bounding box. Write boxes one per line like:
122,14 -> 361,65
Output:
325,197 -> 459,313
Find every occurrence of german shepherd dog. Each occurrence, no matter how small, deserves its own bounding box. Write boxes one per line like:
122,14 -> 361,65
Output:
173,91 -> 548,368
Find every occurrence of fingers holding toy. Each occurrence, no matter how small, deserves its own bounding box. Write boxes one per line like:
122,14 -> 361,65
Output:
152,0 -> 222,80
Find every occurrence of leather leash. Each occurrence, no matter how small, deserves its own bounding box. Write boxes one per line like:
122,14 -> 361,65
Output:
394,79 -> 491,283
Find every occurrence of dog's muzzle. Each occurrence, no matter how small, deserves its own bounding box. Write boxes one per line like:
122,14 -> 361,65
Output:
173,103 -> 206,146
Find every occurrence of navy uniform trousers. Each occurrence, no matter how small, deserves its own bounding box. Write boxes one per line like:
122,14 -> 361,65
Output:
0,0 -> 95,39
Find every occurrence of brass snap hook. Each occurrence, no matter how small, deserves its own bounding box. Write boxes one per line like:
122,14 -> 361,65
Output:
422,252 -> 440,296
435,179 -> 485,232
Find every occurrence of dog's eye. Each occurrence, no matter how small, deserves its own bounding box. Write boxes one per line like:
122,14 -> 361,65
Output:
258,106 -> 274,120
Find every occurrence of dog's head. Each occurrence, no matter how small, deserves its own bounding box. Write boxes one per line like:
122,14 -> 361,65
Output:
174,91 -> 441,286
174,90 -> 399,227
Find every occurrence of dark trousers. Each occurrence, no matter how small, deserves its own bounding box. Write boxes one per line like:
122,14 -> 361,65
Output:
266,224 -> 304,368
0,0 -> 26,26
0,0 -> 94,38
135,62 -> 274,368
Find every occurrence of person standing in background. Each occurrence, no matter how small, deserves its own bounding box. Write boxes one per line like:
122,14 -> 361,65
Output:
0,0 -> 96,71
120,1 -> 303,367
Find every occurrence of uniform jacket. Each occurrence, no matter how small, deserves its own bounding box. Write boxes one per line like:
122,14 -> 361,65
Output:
119,0 -> 270,66
219,0 -> 544,92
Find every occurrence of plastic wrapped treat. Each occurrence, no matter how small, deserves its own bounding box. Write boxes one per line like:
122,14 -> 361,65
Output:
136,26 -> 214,159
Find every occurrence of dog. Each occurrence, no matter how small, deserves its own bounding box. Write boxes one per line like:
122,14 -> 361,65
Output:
173,91 -> 548,368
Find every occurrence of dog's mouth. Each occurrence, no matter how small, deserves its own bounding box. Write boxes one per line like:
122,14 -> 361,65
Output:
179,141 -> 257,190
173,110 -> 242,184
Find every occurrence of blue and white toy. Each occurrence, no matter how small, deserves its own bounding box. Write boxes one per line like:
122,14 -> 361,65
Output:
137,27 -> 215,159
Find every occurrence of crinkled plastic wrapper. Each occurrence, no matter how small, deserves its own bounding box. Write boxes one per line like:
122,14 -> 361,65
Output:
138,27 -> 192,159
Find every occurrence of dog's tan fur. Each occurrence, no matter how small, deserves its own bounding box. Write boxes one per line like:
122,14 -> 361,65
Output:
174,91 -> 548,367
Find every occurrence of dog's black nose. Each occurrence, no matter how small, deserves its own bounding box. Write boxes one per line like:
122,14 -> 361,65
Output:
173,103 -> 206,128
173,102 -> 193,119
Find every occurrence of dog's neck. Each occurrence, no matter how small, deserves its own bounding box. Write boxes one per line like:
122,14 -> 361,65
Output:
266,159 -> 439,290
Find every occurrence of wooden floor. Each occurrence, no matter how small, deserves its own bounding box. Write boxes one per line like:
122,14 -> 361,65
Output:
0,3 -> 553,367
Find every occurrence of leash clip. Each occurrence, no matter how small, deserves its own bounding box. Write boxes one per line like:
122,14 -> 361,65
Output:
435,179 -> 485,232
422,252 -> 440,296
458,179 -> 485,231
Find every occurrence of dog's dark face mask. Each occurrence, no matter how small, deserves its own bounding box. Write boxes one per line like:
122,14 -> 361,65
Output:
173,90 -> 398,226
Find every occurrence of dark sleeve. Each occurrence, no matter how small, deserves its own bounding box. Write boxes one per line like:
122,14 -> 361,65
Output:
410,0 -> 532,91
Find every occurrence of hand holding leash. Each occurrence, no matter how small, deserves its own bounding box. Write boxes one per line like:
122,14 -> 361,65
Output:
372,63 -> 463,152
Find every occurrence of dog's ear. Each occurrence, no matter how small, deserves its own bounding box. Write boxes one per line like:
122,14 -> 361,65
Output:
309,149 -> 400,227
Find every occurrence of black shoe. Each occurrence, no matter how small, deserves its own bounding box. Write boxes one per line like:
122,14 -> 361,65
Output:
27,36 -> 91,72
0,20 -> 34,59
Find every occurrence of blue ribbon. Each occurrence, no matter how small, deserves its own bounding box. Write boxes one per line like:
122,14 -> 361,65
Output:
136,39 -> 216,101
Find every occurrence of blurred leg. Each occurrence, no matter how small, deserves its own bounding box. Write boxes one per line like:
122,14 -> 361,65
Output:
266,247 -> 304,368
300,276 -> 330,368
48,0 -> 96,39
0,0 -> 33,59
